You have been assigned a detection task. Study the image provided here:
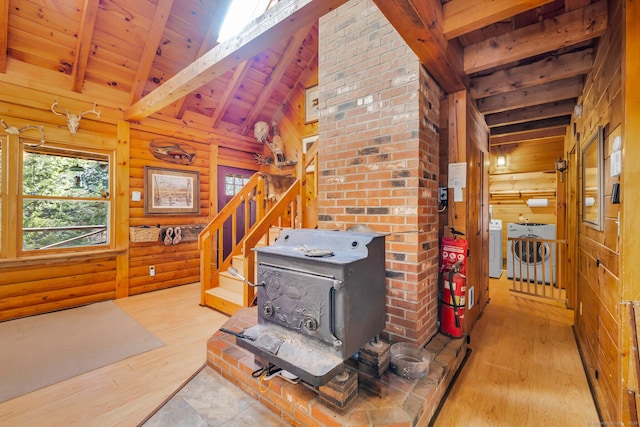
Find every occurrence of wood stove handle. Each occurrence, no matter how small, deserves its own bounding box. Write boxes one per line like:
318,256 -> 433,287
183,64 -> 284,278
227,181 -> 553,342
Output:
330,280 -> 344,351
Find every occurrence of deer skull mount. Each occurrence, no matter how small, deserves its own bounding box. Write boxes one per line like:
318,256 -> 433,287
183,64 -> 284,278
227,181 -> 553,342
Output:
51,98 -> 101,135
0,118 -> 46,147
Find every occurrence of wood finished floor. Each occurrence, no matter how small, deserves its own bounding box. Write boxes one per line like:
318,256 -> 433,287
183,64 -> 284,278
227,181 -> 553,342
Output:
0,283 -> 229,427
432,274 -> 599,426
0,277 -> 599,426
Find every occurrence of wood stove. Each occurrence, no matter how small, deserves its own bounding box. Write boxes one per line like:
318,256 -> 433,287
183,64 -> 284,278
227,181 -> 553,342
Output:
235,229 -> 386,386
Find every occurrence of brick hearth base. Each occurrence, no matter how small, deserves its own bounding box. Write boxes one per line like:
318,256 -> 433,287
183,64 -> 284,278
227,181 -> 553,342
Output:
207,307 -> 468,427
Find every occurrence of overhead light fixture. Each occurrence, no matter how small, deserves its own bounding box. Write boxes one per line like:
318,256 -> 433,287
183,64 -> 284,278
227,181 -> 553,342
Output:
496,155 -> 507,168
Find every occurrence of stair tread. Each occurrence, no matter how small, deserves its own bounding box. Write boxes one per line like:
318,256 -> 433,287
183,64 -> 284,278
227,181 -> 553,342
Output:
205,287 -> 243,305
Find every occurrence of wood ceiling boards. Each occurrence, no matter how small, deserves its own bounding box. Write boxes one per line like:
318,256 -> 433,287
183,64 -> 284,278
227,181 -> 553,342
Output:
0,0 -> 607,145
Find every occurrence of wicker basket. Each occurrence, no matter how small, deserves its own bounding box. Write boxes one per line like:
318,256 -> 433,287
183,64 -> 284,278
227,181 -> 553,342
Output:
129,226 -> 160,243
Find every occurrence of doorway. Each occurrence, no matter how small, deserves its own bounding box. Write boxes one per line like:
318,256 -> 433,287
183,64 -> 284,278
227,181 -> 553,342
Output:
217,166 -> 256,259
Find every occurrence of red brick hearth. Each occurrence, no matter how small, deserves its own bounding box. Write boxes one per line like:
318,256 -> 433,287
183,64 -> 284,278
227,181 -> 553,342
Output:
207,307 -> 468,427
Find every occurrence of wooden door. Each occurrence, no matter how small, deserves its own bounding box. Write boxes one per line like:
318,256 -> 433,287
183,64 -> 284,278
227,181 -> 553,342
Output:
217,166 -> 256,259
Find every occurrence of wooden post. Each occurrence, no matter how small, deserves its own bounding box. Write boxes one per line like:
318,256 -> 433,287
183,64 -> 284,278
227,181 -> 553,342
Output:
115,120 -> 130,299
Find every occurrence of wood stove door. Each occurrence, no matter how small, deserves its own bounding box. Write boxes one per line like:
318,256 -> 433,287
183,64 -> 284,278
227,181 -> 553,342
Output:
257,264 -> 342,348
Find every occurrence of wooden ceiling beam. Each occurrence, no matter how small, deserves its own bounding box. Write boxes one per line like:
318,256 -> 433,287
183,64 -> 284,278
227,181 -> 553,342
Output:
0,0 -> 9,73
70,0 -> 100,92
490,126 -> 567,146
240,24 -> 312,135
208,60 -> 251,128
464,0 -> 607,74
175,0 -> 233,120
372,0 -> 466,94
490,115 -> 571,135
129,0 -> 175,104
442,0 -> 553,40
477,76 -> 583,114
125,0 -> 349,121
485,99 -> 577,127
470,49 -> 593,100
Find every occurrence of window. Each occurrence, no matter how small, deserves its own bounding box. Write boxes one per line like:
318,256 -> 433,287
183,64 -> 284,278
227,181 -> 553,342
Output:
20,142 -> 112,252
225,174 -> 250,196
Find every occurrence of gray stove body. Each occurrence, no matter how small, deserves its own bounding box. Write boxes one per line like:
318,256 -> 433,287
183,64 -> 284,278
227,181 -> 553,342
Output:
236,229 -> 386,386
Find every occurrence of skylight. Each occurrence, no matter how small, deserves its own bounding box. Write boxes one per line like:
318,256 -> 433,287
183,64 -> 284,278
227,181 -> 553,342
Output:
218,0 -> 273,43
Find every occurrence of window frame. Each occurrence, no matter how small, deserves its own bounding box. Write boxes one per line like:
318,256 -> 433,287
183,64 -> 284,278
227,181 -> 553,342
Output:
16,138 -> 115,257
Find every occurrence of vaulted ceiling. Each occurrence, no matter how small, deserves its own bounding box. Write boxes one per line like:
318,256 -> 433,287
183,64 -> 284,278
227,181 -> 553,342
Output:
1,0 -> 607,148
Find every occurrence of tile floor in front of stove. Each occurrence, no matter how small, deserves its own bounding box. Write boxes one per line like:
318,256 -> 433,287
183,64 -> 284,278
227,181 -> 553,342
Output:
142,366 -> 289,427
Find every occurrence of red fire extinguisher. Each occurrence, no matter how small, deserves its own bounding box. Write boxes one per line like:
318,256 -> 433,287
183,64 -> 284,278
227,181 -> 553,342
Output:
439,230 -> 468,338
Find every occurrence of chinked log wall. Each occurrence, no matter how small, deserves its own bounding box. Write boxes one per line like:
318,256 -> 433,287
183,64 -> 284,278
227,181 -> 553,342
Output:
0,84 -> 261,321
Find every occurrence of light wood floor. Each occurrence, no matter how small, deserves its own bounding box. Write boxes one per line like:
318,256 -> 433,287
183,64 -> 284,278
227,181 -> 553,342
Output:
433,274 -> 599,426
0,277 -> 599,427
0,283 -> 228,427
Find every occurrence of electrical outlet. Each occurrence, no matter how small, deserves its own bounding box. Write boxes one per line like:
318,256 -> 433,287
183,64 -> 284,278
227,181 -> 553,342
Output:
579,301 -> 582,316
149,266 -> 155,277
438,187 -> 447,202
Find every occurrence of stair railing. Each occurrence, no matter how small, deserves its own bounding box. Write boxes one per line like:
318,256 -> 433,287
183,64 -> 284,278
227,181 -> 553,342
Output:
198,138 -> 319,309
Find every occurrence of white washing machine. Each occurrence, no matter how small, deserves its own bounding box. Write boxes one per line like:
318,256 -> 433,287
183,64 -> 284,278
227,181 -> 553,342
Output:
489,219 -> 502,278
506,223 -> 556,284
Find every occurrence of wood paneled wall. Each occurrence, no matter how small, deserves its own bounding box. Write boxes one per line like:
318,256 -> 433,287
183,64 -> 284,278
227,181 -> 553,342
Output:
571,0 -> 623,421
445,90 -> 490,334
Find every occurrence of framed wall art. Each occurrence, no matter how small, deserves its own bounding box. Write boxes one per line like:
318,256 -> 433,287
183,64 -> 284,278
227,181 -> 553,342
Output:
305,85 -> 319,124
144,166 -> 200,214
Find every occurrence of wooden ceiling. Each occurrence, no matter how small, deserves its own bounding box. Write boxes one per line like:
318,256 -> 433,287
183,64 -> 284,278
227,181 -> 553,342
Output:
1,0 -> 607,146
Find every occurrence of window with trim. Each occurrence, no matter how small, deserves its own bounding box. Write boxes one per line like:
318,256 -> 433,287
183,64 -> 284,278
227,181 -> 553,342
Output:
19,141 -> 112,253
225,173 -> 250,196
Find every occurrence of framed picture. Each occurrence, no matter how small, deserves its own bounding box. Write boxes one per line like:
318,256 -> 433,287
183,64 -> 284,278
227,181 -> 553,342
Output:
305,85 -> 319,124
144,166 -> 200,215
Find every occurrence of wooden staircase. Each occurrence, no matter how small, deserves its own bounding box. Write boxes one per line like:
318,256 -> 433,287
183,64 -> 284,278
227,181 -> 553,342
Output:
198,141 -> 318,315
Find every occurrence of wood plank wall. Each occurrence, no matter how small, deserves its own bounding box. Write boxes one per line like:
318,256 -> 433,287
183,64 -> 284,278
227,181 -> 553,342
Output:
445,90 -> 490,334
571,0 -> 623,421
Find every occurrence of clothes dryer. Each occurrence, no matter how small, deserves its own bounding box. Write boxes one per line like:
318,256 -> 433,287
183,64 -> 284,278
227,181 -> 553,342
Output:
489,219 -> 502,278
506,223 -> 556,284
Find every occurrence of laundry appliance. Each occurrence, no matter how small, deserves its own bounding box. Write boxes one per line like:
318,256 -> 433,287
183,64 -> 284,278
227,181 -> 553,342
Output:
506,223 -> 556,284
489,219 -> 502,278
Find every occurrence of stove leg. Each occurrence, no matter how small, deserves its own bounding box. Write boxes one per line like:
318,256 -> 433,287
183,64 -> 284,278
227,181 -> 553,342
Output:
318,366 -> 358,414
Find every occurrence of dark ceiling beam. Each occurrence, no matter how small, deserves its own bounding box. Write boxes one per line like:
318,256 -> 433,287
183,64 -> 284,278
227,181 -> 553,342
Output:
464,0 -> 607,74
485,99 -> 577,127
490,126 -> 567,146
470,49 -> 593,100
125,0 -> 349,121
490,115 -> 572,136
372,0 -> 466,94
442,0 -> 553,40
477,76 -> 583,114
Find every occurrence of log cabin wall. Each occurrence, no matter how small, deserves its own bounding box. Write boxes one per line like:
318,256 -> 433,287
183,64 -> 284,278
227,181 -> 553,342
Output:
571,0 -> 623,421
0,92 -> 122,321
